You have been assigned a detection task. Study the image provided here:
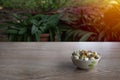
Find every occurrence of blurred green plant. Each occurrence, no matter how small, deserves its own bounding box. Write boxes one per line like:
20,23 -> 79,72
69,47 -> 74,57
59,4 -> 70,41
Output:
63,28 -> 96,41
72,0 -> 98,6
37,0 -> 72,12
0,0 -> 37,9
1,13 -> 61,41
60,5 -> 120,41
0,0 -> 72,10
0,0 -> 109,10
60,6 -> 104,41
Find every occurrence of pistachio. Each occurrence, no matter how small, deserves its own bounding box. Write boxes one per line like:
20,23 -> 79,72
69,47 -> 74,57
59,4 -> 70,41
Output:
73,55 -> 79,60
72,50 -> 100,61
95,55 -> 100,59
84,57 -> 89,61
72,51 -> 79,56
90,57 -> 95,60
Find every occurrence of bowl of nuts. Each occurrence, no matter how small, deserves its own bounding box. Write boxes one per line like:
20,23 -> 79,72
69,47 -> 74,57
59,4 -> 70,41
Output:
71,50 -> 101,69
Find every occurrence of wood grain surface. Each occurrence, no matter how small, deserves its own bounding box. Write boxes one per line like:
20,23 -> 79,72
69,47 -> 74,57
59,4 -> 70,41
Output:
0,42 -> 120,80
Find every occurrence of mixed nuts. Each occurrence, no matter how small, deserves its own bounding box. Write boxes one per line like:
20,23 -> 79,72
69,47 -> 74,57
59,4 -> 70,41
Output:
72,50 -> 100,61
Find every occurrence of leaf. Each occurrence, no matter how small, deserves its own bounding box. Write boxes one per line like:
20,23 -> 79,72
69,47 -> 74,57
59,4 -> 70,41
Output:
73,29 -> 88,40
98,31 -> 104,41
65,29 -> 94,41
8,35 -> 14,41
12,13 -> 22,22
55,28 -> 61,41
6,29 -> 18,34
47,14 -> 60,26
19,27 -> 27,35
35,32 -> 40,42
40,14 -> 49,21
49,29 -> 54,41
39,24 -> 49,33
79,32 -> 95,41
30,19 -> 39,26
31,25 -> 38,35
23,13 -> 32,18
38,21 -> 43,25
65,29 -> 76,41
72,30 -> 81,39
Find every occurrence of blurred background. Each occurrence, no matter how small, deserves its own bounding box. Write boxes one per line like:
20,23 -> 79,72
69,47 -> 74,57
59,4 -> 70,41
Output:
0,0 -> 120,42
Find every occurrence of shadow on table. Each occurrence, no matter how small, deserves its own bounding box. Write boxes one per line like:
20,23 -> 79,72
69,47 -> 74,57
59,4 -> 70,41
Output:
57,61 -> 90,73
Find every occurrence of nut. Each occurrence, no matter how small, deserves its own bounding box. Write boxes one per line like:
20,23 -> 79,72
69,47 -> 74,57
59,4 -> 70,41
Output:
72,50 -> 100,61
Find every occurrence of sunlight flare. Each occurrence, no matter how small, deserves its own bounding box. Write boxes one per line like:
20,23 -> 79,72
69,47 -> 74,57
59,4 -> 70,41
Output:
110,0 -> 118,5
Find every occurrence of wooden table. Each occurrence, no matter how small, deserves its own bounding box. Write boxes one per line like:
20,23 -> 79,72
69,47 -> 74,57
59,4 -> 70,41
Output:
0,42 -> 120,80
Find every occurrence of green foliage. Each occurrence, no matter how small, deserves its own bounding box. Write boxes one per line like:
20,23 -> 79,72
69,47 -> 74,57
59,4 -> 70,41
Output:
3,13 -> 61,42
0,0 -> 72,10
62,28 -> 96,41
60,5 -> 120,41
60,6 -> 104,41
70,0 -> 103,6
37,0 -> 72,12
73,0 -> 92,6
0,0 -> 107,10
0,0 -> 37,9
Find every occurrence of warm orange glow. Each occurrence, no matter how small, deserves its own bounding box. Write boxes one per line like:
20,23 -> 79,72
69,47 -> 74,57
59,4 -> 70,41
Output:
109,1 -> 118,5
104,0 -> 120,28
